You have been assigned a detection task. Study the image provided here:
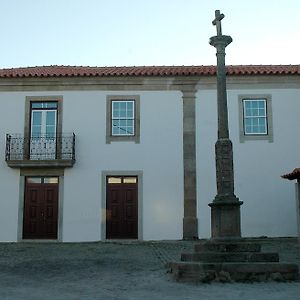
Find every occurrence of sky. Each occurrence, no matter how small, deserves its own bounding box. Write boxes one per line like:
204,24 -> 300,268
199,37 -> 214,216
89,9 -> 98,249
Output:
0,0 -> 299,68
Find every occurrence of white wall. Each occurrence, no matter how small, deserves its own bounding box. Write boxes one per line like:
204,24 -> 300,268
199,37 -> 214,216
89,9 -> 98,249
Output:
196,88 -> 300,238
61,90 -> 183,241
1,85 -> 299,242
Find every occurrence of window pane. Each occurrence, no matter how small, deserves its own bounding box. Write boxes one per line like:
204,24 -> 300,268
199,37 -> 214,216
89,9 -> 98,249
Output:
31,103 -> 43,109
123,177 -> 137,184
46,126 -> 56,138
44,177 -> 59,184
46,111 -> 56,126
32,126 -> 42,137
27,177 -> 42,183
120,102 -> 126,110
32,102 -> 57,109
32,112 -> 42,125
108,177 -> 122,184
45,102 -> 58,109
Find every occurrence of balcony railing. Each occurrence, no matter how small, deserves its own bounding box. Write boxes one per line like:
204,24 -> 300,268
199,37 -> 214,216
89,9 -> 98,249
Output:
5,133 -> 76,168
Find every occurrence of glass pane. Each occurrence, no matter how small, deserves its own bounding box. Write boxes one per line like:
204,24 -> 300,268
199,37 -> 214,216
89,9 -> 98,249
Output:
258,100 -> 265,109
252,109 -> 258,117
123,177 -> 137,184
31,102 -> 43,109
32,126 -> 42,137
120,109 -> 126,118
27,177 -> 42,183
127,126 -> 133,135
45,102 -> 58,109
127,102 -> 133,110
245,108 -> 252,117
32,102 -> 57,109
244,101 -> 251,109
32,111 -> 42,125
46,111 -> 56,126
44,177 -> 58,184
112,102 -> 120,118
46,125 -> 56,138
120,102 -> 126,110
108,177 -> 122,184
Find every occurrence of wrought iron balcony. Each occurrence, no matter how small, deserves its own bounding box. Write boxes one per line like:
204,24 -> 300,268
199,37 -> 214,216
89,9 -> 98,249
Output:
5,133 -> 76,168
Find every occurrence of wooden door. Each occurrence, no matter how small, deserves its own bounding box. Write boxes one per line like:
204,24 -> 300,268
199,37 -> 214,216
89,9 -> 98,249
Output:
23,177 -> 58,239
106,176 -> 138,239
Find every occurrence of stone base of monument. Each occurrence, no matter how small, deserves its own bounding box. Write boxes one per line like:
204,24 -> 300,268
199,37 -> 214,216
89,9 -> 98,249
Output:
169,240 -> 299,282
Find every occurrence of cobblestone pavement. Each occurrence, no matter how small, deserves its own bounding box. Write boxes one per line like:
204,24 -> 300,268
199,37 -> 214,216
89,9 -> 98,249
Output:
0,238 -> 299,300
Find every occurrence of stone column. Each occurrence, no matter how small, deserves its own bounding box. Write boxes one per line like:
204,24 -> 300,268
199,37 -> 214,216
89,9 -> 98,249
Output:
209,12 -> 243,239
182,87 -> 198,239
296,180 -> 300,242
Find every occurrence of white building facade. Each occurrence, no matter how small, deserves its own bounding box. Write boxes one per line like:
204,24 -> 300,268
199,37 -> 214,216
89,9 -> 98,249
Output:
0,65 -> 299,242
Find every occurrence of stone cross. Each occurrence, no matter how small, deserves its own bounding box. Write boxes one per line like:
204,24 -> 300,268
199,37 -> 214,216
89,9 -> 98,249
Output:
212,10 -> 224,36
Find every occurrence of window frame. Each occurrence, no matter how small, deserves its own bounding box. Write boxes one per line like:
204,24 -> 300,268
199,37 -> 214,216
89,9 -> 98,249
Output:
238,94 -> 273,143
106,95 -> 140,144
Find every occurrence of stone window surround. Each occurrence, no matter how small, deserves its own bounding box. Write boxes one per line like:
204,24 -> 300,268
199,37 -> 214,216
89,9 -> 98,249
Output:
106,95 -> 140,144
238,94 -> 273,143
24,95 -> 63,140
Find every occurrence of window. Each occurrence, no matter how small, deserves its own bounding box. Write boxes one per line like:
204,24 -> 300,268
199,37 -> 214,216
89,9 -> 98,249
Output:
239,95 -> 273,142
111,100 -> 135,136
243,99 -> 267,135
24,96 -> 63,159
106,95 -> 140,143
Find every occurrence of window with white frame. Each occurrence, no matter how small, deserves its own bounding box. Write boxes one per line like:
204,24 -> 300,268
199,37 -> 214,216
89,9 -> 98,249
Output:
238,95 -> 273,142
111,100 -> 135,136
106,95 -> 140,143
243,99 -> 267,135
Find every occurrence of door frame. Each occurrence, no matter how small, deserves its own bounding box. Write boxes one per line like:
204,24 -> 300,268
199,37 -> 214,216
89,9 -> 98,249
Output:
18,169 -> 64,242
101,170 -> 143,241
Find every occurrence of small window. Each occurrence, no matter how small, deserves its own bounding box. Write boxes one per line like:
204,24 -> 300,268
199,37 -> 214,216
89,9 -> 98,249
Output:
111,100 -> 135,136
31,102 -> 58,109
243,99 -> 267,135
43,177 -> 59,184
108,177 -> 122,184
123,177 -> 137,184
107,176 -> 137,184
26,177 -> 58,184
239,95 -> 273,143
106,95 -> 140,143
26,177 -> 42,184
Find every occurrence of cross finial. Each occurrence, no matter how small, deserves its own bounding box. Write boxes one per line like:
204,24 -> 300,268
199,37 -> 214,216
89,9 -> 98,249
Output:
212,10 -> 224,36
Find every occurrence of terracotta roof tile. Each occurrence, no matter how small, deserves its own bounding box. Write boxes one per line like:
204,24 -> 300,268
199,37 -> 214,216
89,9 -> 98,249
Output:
0,65 -> 299,78
281,168 -> 300,180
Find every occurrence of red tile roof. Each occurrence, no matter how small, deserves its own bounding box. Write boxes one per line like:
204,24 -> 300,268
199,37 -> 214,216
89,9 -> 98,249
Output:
0,65 -> 299,78
281,168 -> 300,180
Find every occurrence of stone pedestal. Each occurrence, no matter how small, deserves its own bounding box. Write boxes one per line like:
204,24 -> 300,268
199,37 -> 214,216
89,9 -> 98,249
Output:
170,240 -> 299,282
209,201 -> 242,238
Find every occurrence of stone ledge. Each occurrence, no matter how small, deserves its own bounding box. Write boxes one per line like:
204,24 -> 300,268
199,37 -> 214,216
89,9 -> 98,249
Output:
170,261 -> 299,282
194,242 -> 261,253
181,252 -> 279,263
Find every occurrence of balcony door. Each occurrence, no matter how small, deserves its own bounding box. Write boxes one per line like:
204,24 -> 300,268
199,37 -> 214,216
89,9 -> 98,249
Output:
30,102 -> 57,160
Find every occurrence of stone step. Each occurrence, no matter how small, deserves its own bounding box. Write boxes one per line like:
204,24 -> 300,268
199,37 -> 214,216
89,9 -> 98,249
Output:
170,261 -> 299,283
181,252 -> 279,263
194,242 -> 261,253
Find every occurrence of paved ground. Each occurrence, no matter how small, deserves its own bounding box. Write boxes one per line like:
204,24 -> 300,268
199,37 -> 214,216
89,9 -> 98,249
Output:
0,238 -> 299,300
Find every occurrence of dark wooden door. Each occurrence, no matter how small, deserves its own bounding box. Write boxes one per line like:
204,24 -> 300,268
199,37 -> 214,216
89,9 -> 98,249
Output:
106,177 -> 138,239
23,180 -> 58,239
